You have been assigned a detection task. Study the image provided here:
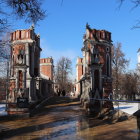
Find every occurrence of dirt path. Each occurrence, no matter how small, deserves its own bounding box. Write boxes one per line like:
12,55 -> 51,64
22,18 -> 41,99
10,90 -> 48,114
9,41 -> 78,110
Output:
0,97 -> 139,140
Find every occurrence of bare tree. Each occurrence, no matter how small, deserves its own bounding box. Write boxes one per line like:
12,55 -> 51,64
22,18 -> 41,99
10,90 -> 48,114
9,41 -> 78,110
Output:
118,0 -> 140,28
119,0 -> 140,8
0,33 -> 10,61
5,0 -> 46,23
121,71 -> 139,100
0,0 -> 46,79
112,42 -> 129,99
0,33 -> 10,101
55,57 -> 72,93
0,0 -> 46,101
0,0 -> 46,34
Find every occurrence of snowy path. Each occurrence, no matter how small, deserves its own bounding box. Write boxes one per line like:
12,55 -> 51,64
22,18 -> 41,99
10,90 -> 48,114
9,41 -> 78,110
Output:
114,103 -> 140,115
0,102 -> 139,116
0,104 -> 7,116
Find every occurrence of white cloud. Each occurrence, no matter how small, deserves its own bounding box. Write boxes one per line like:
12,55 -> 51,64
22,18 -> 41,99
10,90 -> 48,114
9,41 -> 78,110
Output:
40,39 -> 79,81
40,39 -> 77,62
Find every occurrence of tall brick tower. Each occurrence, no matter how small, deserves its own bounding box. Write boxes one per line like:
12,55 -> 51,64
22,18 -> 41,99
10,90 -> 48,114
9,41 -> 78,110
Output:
8,25 -> 41,113
78,24 -> 113,113
40,58 -> 54,81
76,58 -> 83,96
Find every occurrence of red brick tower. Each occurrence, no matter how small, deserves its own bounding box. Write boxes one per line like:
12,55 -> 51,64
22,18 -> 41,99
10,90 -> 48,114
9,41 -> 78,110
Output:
76,58 -> 83,96
78,24 -> 113,113
40,58 -> 54,81
8,25 -> 41,113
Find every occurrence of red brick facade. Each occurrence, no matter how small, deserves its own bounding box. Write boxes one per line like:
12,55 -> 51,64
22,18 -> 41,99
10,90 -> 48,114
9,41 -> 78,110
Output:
8,26 -> 54,114
9,26 -> 41,104
77,58 -> 83,81
77,24 -> 113,112
76,58 -> 83,95
10,29 -> 37,41
40,58 -> 54,81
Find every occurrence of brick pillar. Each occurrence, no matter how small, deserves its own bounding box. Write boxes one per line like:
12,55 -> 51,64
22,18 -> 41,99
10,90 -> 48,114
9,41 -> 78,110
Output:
40,58 -> 54,80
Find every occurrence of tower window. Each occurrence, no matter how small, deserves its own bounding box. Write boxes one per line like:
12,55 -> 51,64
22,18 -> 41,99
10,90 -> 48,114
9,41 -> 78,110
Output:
106,54 -> 110,77
19,31 -> 21,39
106,47 -> 109,52
18,70 -> 23,88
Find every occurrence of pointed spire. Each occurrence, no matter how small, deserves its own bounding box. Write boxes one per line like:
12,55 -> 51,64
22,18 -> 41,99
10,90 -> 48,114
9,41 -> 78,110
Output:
137,48 -> 140,53
86,22 -> 90,29
30,24 -> 35,30
37,33 -> 40,38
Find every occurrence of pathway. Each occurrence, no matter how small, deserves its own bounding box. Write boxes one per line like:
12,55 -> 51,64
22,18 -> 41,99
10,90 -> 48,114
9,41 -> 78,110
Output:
0,97 -> 139,140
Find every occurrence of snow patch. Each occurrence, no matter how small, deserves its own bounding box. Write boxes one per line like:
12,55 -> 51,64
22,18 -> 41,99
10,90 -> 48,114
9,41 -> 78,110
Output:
0,104 -> 7,116
114,103 -> 139,115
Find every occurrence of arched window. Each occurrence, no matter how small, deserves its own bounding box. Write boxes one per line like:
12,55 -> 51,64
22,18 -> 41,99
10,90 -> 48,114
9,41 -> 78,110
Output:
12,55 -> 14,63
18,70 -> 23,88
94,70 -> 99,89
106,54 -> 110,77
26,31 -> 29,38
17,54 -> 23,64
19,31 -> 21,39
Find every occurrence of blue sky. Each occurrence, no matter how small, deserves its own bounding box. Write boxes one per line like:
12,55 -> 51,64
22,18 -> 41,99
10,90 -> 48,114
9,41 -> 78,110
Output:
11,0 -> 140,78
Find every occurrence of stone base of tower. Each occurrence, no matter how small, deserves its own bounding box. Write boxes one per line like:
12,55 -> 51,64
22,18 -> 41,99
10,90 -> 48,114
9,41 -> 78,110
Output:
7,108 -> 29,115
80,89 -> 113,116
81,97 -> 114,116
81,100 -> 101,116
7,103 -> 29,115
7,102 -> 30,115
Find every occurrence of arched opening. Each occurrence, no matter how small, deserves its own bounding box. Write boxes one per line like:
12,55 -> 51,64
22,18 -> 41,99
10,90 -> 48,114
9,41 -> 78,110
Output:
94,70 -> 99,90
18,70 -> 23,88
106,54 -> 110,77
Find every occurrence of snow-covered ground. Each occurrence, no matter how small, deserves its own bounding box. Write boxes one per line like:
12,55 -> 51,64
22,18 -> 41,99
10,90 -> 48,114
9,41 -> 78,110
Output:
114,102 -> 140,115
0,102 -> 139,116
0,104 -> 7,116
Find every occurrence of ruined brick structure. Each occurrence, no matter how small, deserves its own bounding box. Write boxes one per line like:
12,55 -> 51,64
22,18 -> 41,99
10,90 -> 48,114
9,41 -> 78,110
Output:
8,26 -> 54,114
40,58 -> 54,81
39,58 -> 54,98
76,24 -> 113,113
75,58 -> 83,96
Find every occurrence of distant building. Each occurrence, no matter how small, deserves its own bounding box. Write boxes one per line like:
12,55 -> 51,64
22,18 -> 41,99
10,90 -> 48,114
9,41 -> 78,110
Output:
8,26 -> 54,114
75,58 -> 83,96
40,58 -> 54,97
40,58 -> 54,81
76,24 -> 113,113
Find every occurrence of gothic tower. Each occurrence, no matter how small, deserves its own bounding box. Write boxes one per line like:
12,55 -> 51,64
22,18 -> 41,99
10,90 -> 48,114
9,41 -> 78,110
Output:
8,26 -> 41,113
76,57 -> 83,96
40,58 -> 54,81
79,24 -> 113,113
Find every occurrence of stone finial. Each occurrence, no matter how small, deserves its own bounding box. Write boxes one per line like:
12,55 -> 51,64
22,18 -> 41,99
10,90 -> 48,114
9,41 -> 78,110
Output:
30,24 -> 35,30
37,34 -> 40,38
137,48 -> 140,53
86,23 -> 91,30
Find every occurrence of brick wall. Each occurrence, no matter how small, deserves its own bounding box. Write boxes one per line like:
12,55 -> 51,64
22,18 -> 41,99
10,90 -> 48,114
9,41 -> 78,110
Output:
77,58 -> 83,81
40,58 -> 53,80
76,58 -> 83,95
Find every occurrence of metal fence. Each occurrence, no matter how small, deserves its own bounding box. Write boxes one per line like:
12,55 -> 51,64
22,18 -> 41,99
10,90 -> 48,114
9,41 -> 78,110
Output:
90,98 -> 140,104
